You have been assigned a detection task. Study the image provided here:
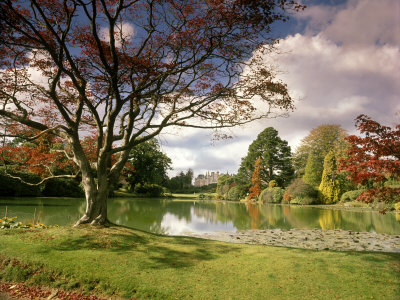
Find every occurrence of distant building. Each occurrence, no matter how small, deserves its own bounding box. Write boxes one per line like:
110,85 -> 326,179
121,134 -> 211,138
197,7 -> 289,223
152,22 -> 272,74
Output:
194,171 -> 221,187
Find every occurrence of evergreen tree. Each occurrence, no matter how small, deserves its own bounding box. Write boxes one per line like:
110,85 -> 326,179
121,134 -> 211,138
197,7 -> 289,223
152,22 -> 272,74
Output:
319,150 -> 341,204
167,169 -> 194,192
237,127 -> 294,187
248,157 -> 263,201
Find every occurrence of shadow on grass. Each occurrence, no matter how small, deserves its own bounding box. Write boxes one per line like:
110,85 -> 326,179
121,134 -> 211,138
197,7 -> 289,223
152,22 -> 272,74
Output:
50,226 -> 242,269
353,251 -> 400,262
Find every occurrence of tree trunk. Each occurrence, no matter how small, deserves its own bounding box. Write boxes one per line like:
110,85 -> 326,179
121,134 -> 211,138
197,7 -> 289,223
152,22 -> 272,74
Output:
74,174 -> 110,226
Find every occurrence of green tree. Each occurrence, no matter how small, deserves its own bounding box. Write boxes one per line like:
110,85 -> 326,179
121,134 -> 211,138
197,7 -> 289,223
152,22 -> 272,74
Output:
293,124 -> 348,181
319,150 -> 341,204
167,169 -> 194,192
237,127 -> 294,187
126,139 -> 172,190
216,174 -> 234,196
303,152 -> 323,187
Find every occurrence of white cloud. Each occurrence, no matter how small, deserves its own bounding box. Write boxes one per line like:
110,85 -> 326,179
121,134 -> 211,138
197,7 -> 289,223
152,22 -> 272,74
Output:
162,0 -> 400,176
99,22 -> 135,48
160,210 -> 235,234
322,0 -> 400,48
297,0 -> 400,48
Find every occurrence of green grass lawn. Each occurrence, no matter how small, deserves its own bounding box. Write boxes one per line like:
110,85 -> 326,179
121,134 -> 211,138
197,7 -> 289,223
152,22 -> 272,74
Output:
0,226 -> 399,299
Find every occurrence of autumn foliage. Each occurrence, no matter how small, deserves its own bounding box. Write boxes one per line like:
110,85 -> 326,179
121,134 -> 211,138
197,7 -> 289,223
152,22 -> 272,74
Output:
339,115 -> 400,204
0,0 -> 303,225
248,156 -> 263,201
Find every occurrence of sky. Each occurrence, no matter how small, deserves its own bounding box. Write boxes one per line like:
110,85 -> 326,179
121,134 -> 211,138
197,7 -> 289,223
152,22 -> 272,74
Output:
160,0 -> 400,178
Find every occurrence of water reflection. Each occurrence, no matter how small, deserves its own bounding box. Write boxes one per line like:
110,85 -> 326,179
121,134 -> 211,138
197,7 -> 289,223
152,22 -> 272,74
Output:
0,197 -> 399,235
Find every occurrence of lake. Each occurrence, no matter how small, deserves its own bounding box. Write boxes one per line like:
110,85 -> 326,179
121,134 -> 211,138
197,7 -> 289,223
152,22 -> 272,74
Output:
1,197 -> 399,235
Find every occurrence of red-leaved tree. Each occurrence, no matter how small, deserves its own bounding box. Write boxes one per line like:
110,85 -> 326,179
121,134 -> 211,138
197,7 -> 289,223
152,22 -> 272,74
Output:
0,0 -> 304,226
339,115 -> 400,206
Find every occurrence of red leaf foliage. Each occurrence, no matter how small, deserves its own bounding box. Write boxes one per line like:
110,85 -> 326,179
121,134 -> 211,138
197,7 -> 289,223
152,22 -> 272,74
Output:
339,114 -> 400,205
0,281 -> 106,300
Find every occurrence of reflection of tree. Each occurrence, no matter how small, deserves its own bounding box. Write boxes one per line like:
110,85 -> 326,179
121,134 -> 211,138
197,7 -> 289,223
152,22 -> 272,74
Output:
4,198 -> 400,234
247,203 -> 260,229
0,198 -> 85,226
214,202 -> 252,230
257,204 -> 291,230
278,206 -> 320,230
318,210 -> 341,230
339,210 -> 400,235
108,198 -> 192,233
193,202 -> 218,223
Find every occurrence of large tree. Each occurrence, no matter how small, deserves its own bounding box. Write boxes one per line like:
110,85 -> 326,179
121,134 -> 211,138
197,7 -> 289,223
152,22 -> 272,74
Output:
0,0 -> 303,226
167,169 -> 193,191
293,124 -> 348,182
125,139 -> 171,190
237,127 -> 293,187
339,115 -> 400,205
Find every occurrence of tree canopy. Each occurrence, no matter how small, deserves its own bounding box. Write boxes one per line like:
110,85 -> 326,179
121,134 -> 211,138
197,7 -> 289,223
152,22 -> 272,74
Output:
0,0 -> 303,225
318,150 -> 341,204
236,127 -> 293,187
339,115 -> 400,206
167,169 -> 194,192
125,139 -> 171,190
293,124 -> 348,185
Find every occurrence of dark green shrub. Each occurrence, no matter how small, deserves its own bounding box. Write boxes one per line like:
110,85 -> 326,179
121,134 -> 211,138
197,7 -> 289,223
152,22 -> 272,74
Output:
42,178 -> 84,197
340,189 -> 365,202
285,178 -> 318,204
225,186 -> 243,201
259,187 -> 284,203
0,170 -> 41,196
197,193 -> 214,200
134,183 -> 164,197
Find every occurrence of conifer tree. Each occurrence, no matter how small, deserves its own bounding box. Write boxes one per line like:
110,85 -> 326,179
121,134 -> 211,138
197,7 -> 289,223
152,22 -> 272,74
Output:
237,127 -> 294,187
248,157 -> 263,201
319,150 -> 341,204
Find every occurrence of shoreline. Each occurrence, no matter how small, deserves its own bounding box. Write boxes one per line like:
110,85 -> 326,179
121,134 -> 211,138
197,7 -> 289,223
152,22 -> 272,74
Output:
183,228 -> 400,253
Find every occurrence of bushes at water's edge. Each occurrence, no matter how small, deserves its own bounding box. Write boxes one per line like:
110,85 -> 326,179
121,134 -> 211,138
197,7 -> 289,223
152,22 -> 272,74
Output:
259,187 -> 284,203
134,183 -> 164,197
340,190 -> 365,202
225,186 -> 244,201
42,178 -> 84,198
0,170 -> 41,197
0,169 -> 83,198
283,178 -> 319,204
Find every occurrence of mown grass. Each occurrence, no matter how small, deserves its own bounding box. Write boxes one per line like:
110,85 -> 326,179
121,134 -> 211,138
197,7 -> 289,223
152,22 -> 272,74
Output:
0,226 -> 399,299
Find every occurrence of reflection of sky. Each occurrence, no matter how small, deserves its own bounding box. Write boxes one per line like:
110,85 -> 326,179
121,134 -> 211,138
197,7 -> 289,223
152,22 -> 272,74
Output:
160,208 -> 236,235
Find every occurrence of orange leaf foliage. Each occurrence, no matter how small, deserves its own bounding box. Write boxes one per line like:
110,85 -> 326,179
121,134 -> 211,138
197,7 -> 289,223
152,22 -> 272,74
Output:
248,156 -> 263,200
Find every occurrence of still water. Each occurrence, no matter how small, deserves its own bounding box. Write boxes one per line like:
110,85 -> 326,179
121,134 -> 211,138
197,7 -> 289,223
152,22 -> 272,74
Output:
1,197 -> 399,235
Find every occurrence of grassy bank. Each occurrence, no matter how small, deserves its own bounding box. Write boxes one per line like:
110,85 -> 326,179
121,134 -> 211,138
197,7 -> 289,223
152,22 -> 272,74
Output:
0,226 -> 399,299
113,190 -> 216,200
